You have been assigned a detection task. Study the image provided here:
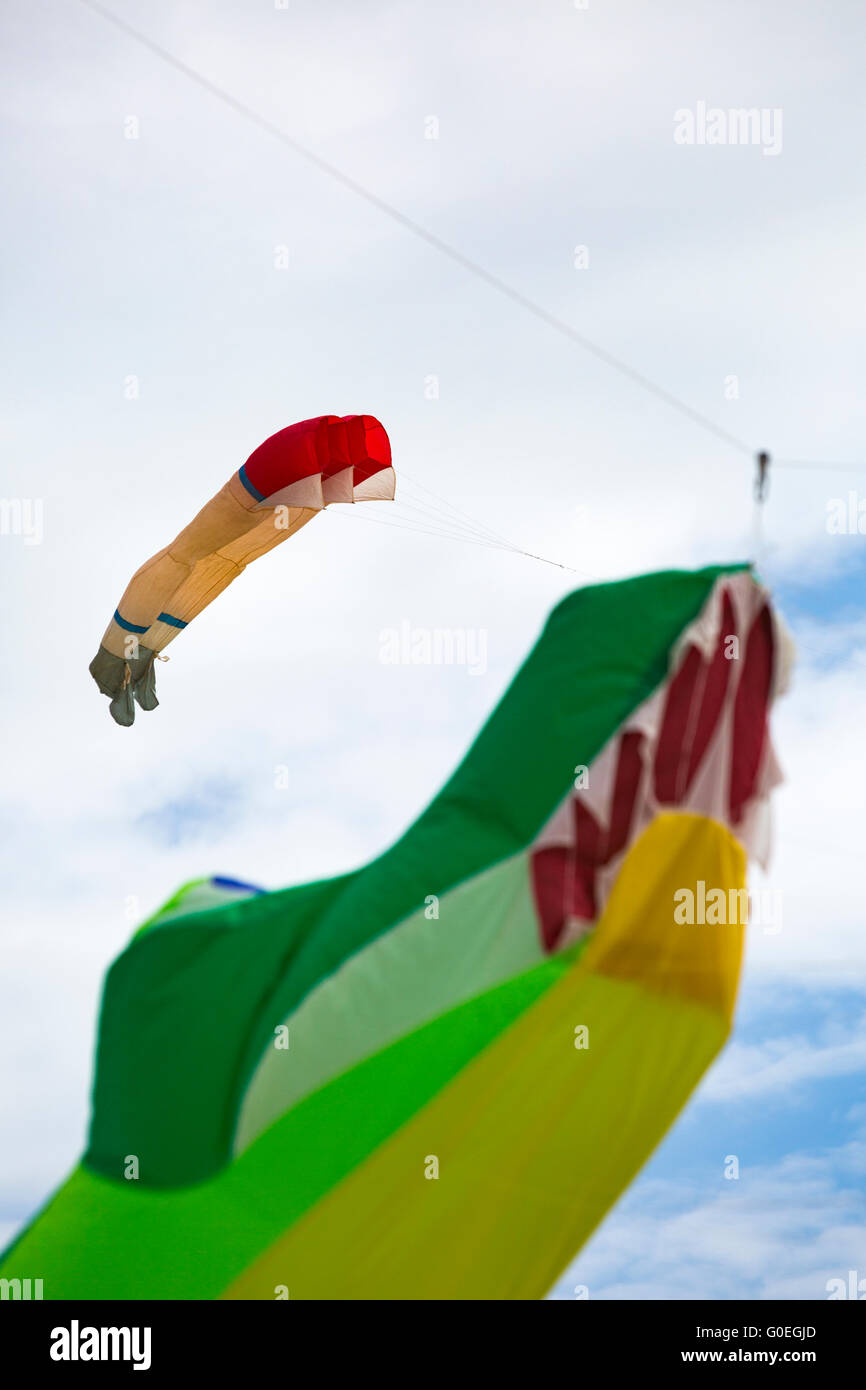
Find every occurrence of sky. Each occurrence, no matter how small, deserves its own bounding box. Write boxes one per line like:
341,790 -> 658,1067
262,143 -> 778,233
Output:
1,0 -> 865,1299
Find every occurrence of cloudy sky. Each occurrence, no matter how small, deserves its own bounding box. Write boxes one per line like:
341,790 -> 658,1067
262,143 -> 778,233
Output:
2,0 -> 864,1299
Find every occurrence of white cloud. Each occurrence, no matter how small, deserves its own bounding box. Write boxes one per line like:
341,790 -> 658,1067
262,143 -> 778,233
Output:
702,1024 -> 866,1103
551,1144 -> 866,1300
